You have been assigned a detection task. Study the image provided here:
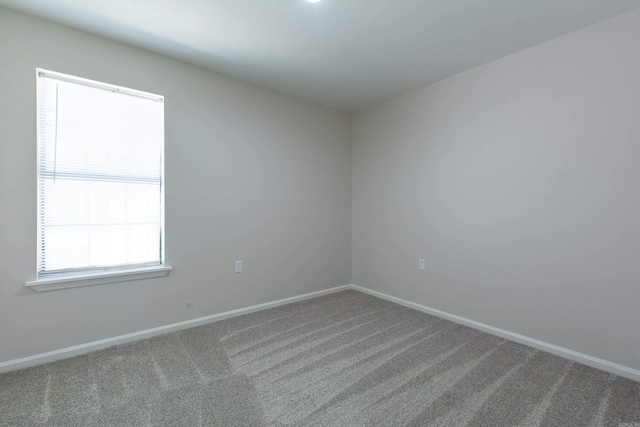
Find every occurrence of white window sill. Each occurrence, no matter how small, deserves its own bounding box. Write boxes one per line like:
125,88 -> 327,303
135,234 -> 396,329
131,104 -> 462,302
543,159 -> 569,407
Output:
25,265 -> 173,292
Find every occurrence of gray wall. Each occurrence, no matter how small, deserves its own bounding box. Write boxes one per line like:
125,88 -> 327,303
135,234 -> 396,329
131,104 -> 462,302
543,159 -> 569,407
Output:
0,8 -> 352,363
352,9 -> 640,371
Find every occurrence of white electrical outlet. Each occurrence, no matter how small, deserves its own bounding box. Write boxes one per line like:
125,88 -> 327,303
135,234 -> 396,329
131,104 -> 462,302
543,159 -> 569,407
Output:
235,260 -> 243,273
186,301 -> 193,309
418,258 -> 425,270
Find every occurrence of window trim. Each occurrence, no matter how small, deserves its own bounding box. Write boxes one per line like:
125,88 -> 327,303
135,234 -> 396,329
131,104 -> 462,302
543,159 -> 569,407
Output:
28,69 -> 170,290
26,265 -> 173,292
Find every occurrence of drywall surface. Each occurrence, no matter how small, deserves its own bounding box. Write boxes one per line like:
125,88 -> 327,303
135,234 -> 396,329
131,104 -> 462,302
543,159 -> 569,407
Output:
352,9 -> 640,371
0,7 -> 351,363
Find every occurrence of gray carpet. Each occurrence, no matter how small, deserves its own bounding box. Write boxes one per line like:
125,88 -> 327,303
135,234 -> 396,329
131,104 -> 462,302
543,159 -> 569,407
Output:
1,290 -> 639,426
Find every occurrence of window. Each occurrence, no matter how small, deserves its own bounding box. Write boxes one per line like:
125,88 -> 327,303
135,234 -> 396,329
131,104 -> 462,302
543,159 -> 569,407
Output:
27,69 -> 171,291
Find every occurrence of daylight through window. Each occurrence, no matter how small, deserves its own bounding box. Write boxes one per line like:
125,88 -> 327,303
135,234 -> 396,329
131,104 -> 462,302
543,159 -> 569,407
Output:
36,69 -> 165,278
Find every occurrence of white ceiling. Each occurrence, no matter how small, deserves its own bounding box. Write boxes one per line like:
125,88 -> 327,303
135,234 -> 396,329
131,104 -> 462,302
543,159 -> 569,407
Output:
1,0 -> 639,111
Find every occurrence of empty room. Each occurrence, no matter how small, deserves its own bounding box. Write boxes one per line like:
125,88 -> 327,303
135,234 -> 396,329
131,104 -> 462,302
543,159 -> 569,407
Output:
1,0 -> 639,425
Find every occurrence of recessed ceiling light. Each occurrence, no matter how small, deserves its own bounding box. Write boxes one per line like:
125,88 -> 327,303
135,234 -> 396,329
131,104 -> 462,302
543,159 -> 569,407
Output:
306,0 -> 322,3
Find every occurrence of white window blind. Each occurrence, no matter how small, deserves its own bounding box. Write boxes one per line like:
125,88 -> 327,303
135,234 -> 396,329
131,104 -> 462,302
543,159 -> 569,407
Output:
36,69 -> 165,278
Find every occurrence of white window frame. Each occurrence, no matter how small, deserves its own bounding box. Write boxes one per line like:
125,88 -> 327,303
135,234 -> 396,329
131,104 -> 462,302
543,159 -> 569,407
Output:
26,69 -> 171,292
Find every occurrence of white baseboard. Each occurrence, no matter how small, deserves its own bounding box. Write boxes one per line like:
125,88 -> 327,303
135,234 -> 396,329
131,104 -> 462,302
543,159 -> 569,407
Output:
350,284 -> 640,383
3,283 -> 638,383
0,284 -> 351,374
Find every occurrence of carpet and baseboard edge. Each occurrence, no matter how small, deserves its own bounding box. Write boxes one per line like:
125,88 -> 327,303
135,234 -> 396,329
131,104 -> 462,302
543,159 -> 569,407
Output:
0,285 -> 351,374
350,284 -> 640,383
1,283 -> 638,383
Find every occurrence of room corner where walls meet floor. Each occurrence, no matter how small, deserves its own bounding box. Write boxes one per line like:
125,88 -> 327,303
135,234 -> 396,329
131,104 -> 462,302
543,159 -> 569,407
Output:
1,284 -> 639,384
